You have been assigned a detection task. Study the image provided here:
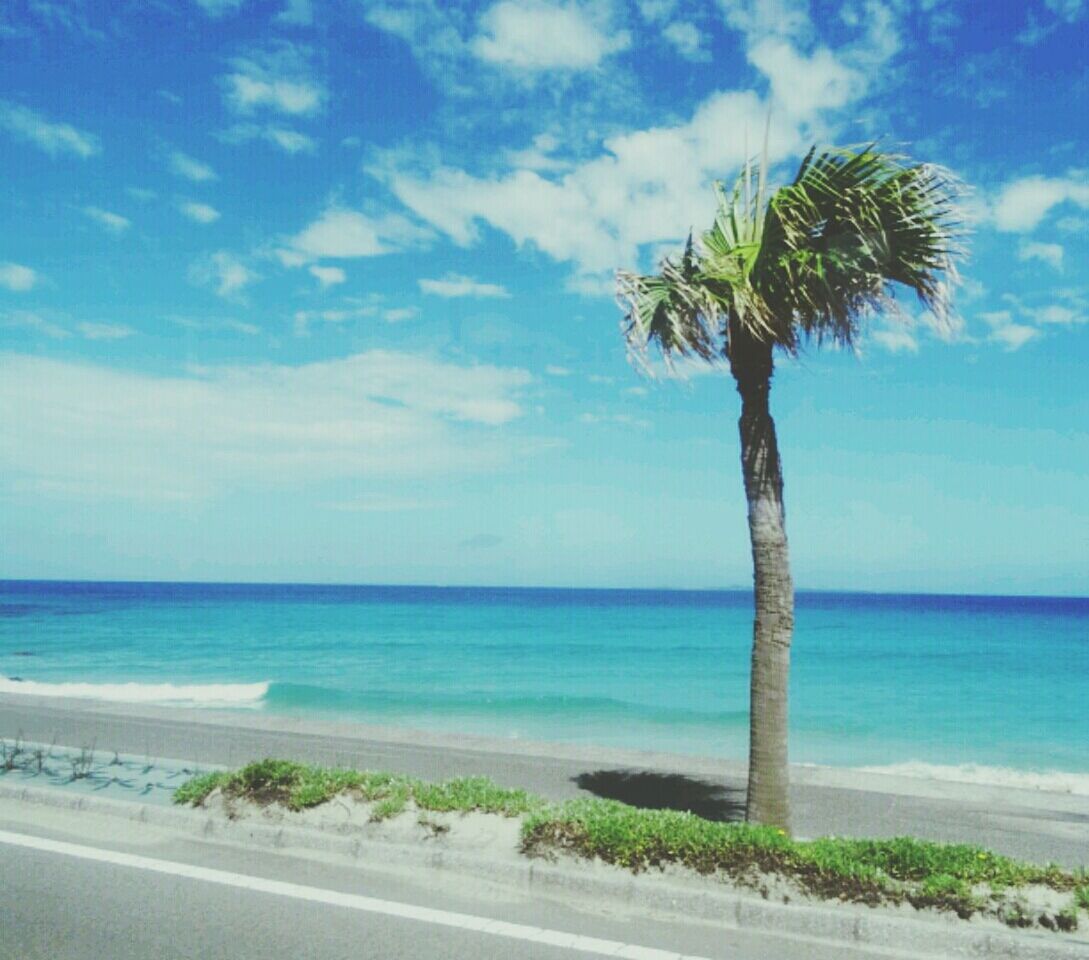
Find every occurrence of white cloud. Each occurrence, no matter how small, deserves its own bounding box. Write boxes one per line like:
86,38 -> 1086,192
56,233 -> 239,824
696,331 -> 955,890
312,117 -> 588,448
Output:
11,1 -> 106,40
285,207 -> 433,261
1017,240 -> 1063,271
719,0 -> 812,42
3,312 -> 134,341
379,88 -> 803,281
1045,0 -> 1085,22
309,265 -> 346,287
984,323 -> 1037,353
222,44 -> 326,116
545,365 -> 571,376
0,350 -> 533,500
989,325 -> 1039,352
169,150 -> 217,182
292,304 -> 377,336
503,132 -> 568,172
77,322 -> 134,340
662,21 -> 710,62
82,206 -> 131,234
471,0 -> 631,70
1016,12 -> 1054,46
721,0 -> 895,122
959,277 -> 987,301
918,308 -> 968,345
981,293 -> 1086,350
195,0 -> 246,16
747,38 -> 863,118
0,262 -> 38,292
224,74 -> 323,115
870,328 -> 918,354
375,0 -> 901,290
0,99 -> 100,158
980,309 -> 1041,352
189,251 -> 259,299
1024,303 -> 1085,325
292,302 -> 421,331
842,0 -> 902,65
1,311 -> 69,338
979,309 -> 1014,328
579,412 -> 651,429
170,315 -> 261,336
276,250 -> 310,268
221,123 -> 317,153
265,127 -> 316,153
1056,215 -> 1089,233
363,0 -> 471,80
418,273 -> 510,298
180,201 -> 221,224
991,175 -> 1089,232
638,0 -> 677,22
277,0 -> 312,25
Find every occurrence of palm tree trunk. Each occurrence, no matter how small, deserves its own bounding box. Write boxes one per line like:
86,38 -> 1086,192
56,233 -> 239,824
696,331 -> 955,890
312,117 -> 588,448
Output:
733,337 -> 794,831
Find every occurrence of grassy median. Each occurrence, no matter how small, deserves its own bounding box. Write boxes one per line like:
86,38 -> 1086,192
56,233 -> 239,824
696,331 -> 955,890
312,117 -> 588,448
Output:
173,758 -> 542,819
174,759 -> 1088,931
521,797 -> 1085,925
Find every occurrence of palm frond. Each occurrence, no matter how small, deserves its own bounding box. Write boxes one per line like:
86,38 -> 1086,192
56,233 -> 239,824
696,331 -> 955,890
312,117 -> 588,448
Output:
754,146 -> 965,346
618,234 -> 722,373
615,144 -> 965,370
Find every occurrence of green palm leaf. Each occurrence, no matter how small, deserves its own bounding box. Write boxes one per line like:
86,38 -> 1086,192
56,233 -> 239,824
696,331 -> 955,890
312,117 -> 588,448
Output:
619,144 -> 965,366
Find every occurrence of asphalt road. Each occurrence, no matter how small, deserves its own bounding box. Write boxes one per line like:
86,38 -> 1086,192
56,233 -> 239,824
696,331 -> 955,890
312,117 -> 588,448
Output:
3,696 -> 1087,867
0,809 -> 900,960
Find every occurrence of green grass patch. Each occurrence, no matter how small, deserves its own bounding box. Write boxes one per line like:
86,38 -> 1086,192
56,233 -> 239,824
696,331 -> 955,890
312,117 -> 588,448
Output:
519,798 -> 1081,919
413,776 -> 541,817
172,770 -> 229,806
174,760 -> 1085,929
173,758 -> 544,820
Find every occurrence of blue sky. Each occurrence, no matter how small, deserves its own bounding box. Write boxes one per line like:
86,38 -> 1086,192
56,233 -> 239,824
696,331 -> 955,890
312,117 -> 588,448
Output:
1,0 -> 1087,594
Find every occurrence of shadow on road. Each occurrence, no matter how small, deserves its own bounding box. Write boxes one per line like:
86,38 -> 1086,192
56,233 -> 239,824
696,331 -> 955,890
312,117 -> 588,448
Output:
572,769 -> 745,822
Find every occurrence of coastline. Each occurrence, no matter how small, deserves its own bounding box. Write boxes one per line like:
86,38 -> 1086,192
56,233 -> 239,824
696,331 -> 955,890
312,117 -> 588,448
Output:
6,581 -> 1088,777
3,691 -> 1087,867
2,683 -> 1088,796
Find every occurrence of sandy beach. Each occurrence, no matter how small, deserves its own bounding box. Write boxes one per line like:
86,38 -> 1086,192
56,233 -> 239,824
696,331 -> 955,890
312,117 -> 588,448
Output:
2,691 -> 1086,869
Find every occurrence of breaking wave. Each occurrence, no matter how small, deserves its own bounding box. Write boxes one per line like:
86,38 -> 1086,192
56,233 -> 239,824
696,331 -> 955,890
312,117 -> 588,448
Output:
854,761 -> 1089,796
0,675 -> 269,707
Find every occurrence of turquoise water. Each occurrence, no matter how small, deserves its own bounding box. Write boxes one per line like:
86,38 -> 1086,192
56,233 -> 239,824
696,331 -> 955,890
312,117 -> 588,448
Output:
2,582 -> 1087,781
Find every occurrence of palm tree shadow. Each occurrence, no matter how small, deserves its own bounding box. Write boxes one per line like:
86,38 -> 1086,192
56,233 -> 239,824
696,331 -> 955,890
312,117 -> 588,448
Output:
572,769 -> 745,822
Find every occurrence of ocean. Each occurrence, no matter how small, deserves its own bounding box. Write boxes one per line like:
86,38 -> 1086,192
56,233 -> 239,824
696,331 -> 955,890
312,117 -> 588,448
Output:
2,581 -> 1087,792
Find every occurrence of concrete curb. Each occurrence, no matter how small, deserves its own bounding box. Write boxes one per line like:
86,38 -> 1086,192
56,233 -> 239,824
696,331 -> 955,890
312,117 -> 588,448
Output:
2,782 -> 1086,960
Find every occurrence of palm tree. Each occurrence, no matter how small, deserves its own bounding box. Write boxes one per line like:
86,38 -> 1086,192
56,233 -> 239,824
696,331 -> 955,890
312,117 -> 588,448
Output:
617,145 -> 963,830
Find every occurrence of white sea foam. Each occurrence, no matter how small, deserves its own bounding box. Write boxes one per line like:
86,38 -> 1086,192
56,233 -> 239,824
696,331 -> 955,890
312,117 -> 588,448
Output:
0,675 -> 269,707
854,761 -> 1089,796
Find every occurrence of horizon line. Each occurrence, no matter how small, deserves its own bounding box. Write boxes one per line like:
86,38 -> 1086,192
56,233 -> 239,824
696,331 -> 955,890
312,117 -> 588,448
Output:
1,578 -> 1087,603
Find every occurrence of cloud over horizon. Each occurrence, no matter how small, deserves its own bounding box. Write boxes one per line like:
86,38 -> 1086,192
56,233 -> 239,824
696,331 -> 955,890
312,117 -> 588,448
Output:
0,351 -> 535,501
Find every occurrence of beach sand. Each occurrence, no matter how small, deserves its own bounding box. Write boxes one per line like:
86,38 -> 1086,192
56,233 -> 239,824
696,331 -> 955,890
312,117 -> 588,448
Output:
2,692 -> 1087,868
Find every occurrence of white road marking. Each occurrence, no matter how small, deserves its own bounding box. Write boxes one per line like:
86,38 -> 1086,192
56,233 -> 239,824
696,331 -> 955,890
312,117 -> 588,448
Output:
0,829 -> 713,959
